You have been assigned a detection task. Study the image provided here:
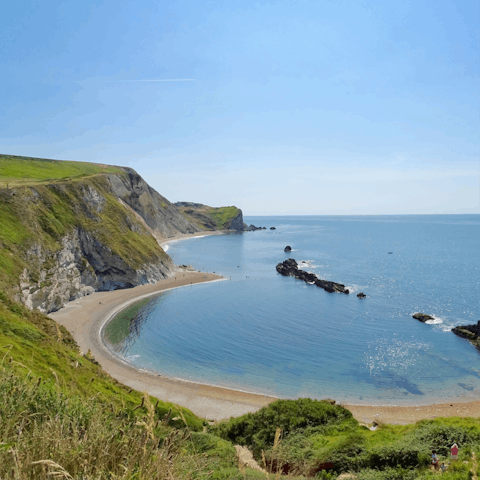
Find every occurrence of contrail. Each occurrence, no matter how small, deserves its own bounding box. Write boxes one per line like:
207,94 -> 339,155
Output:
102,79 -> 195,82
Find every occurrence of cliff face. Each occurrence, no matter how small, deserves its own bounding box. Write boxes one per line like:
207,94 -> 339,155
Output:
108,170 -> 200,239
174,203 -> 246,231
18,228 -> 173,313
224,211 -> 244,231
0,166 -> 201,313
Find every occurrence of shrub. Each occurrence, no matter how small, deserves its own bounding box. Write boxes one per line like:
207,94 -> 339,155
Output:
213,398 -> 355,455
357,467 -> 418,480
411,421 -> 480,456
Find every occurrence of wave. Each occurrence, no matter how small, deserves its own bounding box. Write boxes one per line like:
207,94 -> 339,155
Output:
298,260 -> 317,270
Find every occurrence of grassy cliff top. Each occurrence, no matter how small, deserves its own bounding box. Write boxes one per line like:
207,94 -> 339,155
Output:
0,169 -> 168,293
0,154 -> 125,187
176,203 -> 241,230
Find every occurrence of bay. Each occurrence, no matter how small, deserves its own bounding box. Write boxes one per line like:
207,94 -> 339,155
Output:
104,215 -> 480,405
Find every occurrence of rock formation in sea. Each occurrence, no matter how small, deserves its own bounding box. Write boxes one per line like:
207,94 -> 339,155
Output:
412,313 -> 434,322
452,321 -> 480,352
284,246 -> 292,252
276,258 -> 349,294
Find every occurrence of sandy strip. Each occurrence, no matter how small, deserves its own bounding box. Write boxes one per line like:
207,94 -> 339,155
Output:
49,231 -> 480,424
158,230 -> 230,250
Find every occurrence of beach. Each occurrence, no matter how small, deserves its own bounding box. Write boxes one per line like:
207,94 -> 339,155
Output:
49,231 -> 480,423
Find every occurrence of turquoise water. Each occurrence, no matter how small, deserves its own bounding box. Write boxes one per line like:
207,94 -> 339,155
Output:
105,215 -> 480,405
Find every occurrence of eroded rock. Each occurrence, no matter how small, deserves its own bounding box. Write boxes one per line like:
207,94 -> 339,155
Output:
413,313 -> 434,322
452,321 -> 480,352
276,259 -> 349,294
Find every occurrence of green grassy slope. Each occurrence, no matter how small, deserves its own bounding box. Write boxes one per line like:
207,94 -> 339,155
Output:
0,292 -> 307,479
176,204 -> 241,230
0,154 -> 124,187
0,290 -> 201,428
208,206 -> 241,229
0,168 -> 168,294
0,291 -> 250,479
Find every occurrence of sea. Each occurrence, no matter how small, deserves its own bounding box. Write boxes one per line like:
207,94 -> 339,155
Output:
104,215 -> 480,405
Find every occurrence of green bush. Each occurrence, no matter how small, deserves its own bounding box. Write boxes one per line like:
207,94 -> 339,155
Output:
358,439 -> 430,471
356,467 -> 417,480
411,420 -> 480,456
213,398 -> 355,455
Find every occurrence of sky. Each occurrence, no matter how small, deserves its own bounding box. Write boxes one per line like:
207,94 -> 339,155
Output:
1,0 -> 479,215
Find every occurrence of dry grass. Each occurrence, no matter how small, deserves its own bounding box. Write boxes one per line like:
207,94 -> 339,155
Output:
0,366 -> 194,480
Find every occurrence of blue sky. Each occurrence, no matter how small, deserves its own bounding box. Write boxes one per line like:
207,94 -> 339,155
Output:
1,0 -> 478,214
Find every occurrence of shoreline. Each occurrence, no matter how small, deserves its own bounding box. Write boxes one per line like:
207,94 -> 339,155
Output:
50,270 -> 277,420
49,231 -> 480,423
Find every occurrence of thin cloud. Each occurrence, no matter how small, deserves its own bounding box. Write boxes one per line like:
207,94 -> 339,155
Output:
102,79 -> 195,82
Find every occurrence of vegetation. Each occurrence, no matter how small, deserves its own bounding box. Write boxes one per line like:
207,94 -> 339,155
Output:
1,155 -> 479,479
176,203 -> 241,230
213,400 -> 480,479
0,158 -> 168,294
207,206 -> 241,229
0,154 -> 124,187
3,283 -> 478,479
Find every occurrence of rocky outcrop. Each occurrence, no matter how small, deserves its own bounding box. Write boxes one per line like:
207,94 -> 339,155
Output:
174,202 -> 245,231
452,321 -> 480,351
18,227 -> 173,313
276,259 -> 349,294
181,208 -> 217,230
284,246 -> 292,252
108,170 -> 199,239
4,167 -> 199,313
357,292 -> 366,298
412,313 -> 434,322
244,224 -> 264,231
224,211 -> 244,231
1,158 -> 247,314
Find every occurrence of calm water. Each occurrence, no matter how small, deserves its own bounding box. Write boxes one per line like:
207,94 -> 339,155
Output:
104,215 -> 480,405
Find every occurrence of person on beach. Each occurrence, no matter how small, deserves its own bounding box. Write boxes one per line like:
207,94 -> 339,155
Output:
431,450 -> 439,470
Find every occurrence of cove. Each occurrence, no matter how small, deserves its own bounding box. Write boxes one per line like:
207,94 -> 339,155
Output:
104,215 -> 480,405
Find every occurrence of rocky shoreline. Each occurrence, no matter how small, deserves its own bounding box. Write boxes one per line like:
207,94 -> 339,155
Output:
276,258 -> 349,294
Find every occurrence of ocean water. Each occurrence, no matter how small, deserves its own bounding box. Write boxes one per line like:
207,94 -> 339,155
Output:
104,215 -> 480,405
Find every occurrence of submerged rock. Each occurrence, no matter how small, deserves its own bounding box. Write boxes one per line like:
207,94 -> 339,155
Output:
412,313 -> 434,322
357,292 -> 366,298
270,227 -> 276,230
275,259 -> 349,294
284,245 -> 292,252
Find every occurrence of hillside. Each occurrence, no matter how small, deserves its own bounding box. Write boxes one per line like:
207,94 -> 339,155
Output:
1,291 -> 479,479
0,155 -> 244,313
2,154 -> 479,480
175,201 -> 245,230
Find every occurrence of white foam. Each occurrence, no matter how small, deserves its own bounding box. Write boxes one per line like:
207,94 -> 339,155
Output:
126,354 -> 141,361
162,234 -> 211,253
345,285 -> 367,294
298,260 -> 317,269
425,316 -> 443,325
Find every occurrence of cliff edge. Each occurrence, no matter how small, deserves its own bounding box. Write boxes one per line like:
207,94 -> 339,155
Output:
0,155 -> 203,313
174,202 -> 245,231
